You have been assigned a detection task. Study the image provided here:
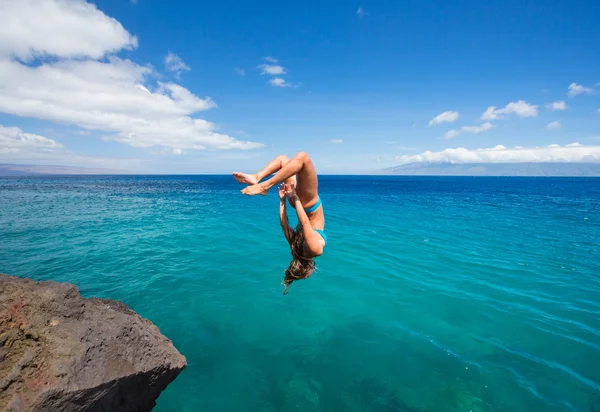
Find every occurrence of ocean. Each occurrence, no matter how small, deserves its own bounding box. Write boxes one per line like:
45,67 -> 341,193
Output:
0,175 -> 599,412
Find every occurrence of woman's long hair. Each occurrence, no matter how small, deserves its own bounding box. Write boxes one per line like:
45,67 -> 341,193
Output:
282,224 -> 315,295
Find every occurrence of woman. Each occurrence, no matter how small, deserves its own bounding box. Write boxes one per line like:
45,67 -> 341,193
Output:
233,152 -> 326,294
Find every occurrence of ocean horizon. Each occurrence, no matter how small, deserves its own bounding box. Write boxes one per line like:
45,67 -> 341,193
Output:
1,175 -> 599,412
4,161 -> 600,178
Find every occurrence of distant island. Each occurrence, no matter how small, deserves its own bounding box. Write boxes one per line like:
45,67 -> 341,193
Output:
382,163 -> 600,177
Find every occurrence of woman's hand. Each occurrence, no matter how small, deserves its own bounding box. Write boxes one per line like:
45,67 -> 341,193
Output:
277,183 -> 287,201
285,183 -> 298,200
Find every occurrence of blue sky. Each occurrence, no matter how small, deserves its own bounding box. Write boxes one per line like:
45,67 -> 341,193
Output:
0,0 -> 599,173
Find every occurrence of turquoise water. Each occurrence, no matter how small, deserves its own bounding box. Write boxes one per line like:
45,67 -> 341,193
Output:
1,175 -> 599,412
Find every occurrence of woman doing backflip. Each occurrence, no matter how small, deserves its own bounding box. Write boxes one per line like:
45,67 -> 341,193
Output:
233,152 -> 326,294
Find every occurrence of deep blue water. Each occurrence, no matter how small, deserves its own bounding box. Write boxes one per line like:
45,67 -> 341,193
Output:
1,175 -> 599,412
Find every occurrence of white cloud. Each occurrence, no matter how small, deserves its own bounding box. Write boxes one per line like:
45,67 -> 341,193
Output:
258,64 -> 286,75
481,100 -> 538,121
269,77 -> 291,87
480,107 -> 500,121
264,56 -> 278,63
506,101 -> 539,117
0,58 -> 214,118
357,7 -> 367,17
445,130 -> 461,139
568,83 -> 592,97
545,121 -> 562,130
234,68 -> 245,76
330,139 -> 344,144
395,144 -> 600,165
567,142 -> 582,147
0,0 -> 262,152
546,101 -> 567,111
429,111 -> 459,126
258,58 -> 300,87
0,0 -> 137,61
462,123 -> 495,133
0,124 -> 143,169
0,125 -> 63,153
444,122 -> 495,139
164,51 -> 190,76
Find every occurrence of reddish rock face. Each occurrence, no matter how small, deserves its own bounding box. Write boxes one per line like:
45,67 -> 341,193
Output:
0,274 -> 186,411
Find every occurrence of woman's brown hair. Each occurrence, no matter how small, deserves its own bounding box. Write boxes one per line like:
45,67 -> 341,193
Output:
282,224 -> 315,294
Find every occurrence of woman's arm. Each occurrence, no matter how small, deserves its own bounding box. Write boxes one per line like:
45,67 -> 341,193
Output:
278,184 -> 294,243
290,195 -> 324,256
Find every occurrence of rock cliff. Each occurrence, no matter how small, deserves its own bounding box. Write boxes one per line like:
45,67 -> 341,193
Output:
0,274 -> 186,411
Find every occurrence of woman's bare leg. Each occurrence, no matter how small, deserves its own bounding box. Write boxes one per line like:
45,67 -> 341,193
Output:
241,152 -> 318,203
233,155 -> 290,185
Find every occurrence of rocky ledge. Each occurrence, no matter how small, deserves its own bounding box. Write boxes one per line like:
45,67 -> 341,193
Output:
0,274 -> 186,411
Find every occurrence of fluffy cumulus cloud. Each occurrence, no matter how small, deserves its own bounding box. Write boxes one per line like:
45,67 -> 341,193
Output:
269,77 -> 291,87
429,111 -> 459,126
395,144 -> 600,165
164,51 -> 190,77
545,121 -> 562,130
0,0 -> 137,61
546,101 -> 567,111
258,64 -> 286,75
0,0 -> 262,152
263,56 -> 278,63
568,83 -> 593,97
445,122 -> 494,139
481,101 -> 538,121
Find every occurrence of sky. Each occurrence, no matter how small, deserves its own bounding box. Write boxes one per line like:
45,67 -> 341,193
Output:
0,0 -> 599,174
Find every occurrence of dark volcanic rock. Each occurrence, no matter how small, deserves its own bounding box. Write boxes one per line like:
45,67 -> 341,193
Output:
0,274 -> 186,411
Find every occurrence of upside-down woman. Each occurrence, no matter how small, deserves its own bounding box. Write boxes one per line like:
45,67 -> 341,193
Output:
233,152 -> 326,294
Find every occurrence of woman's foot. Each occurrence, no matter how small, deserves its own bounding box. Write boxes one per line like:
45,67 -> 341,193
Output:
233,172 -> 258,185
241,183 -> 269,196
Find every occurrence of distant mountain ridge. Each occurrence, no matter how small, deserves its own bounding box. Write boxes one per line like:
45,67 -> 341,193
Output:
383,163 -> 600,176
0,164 -> 139,176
